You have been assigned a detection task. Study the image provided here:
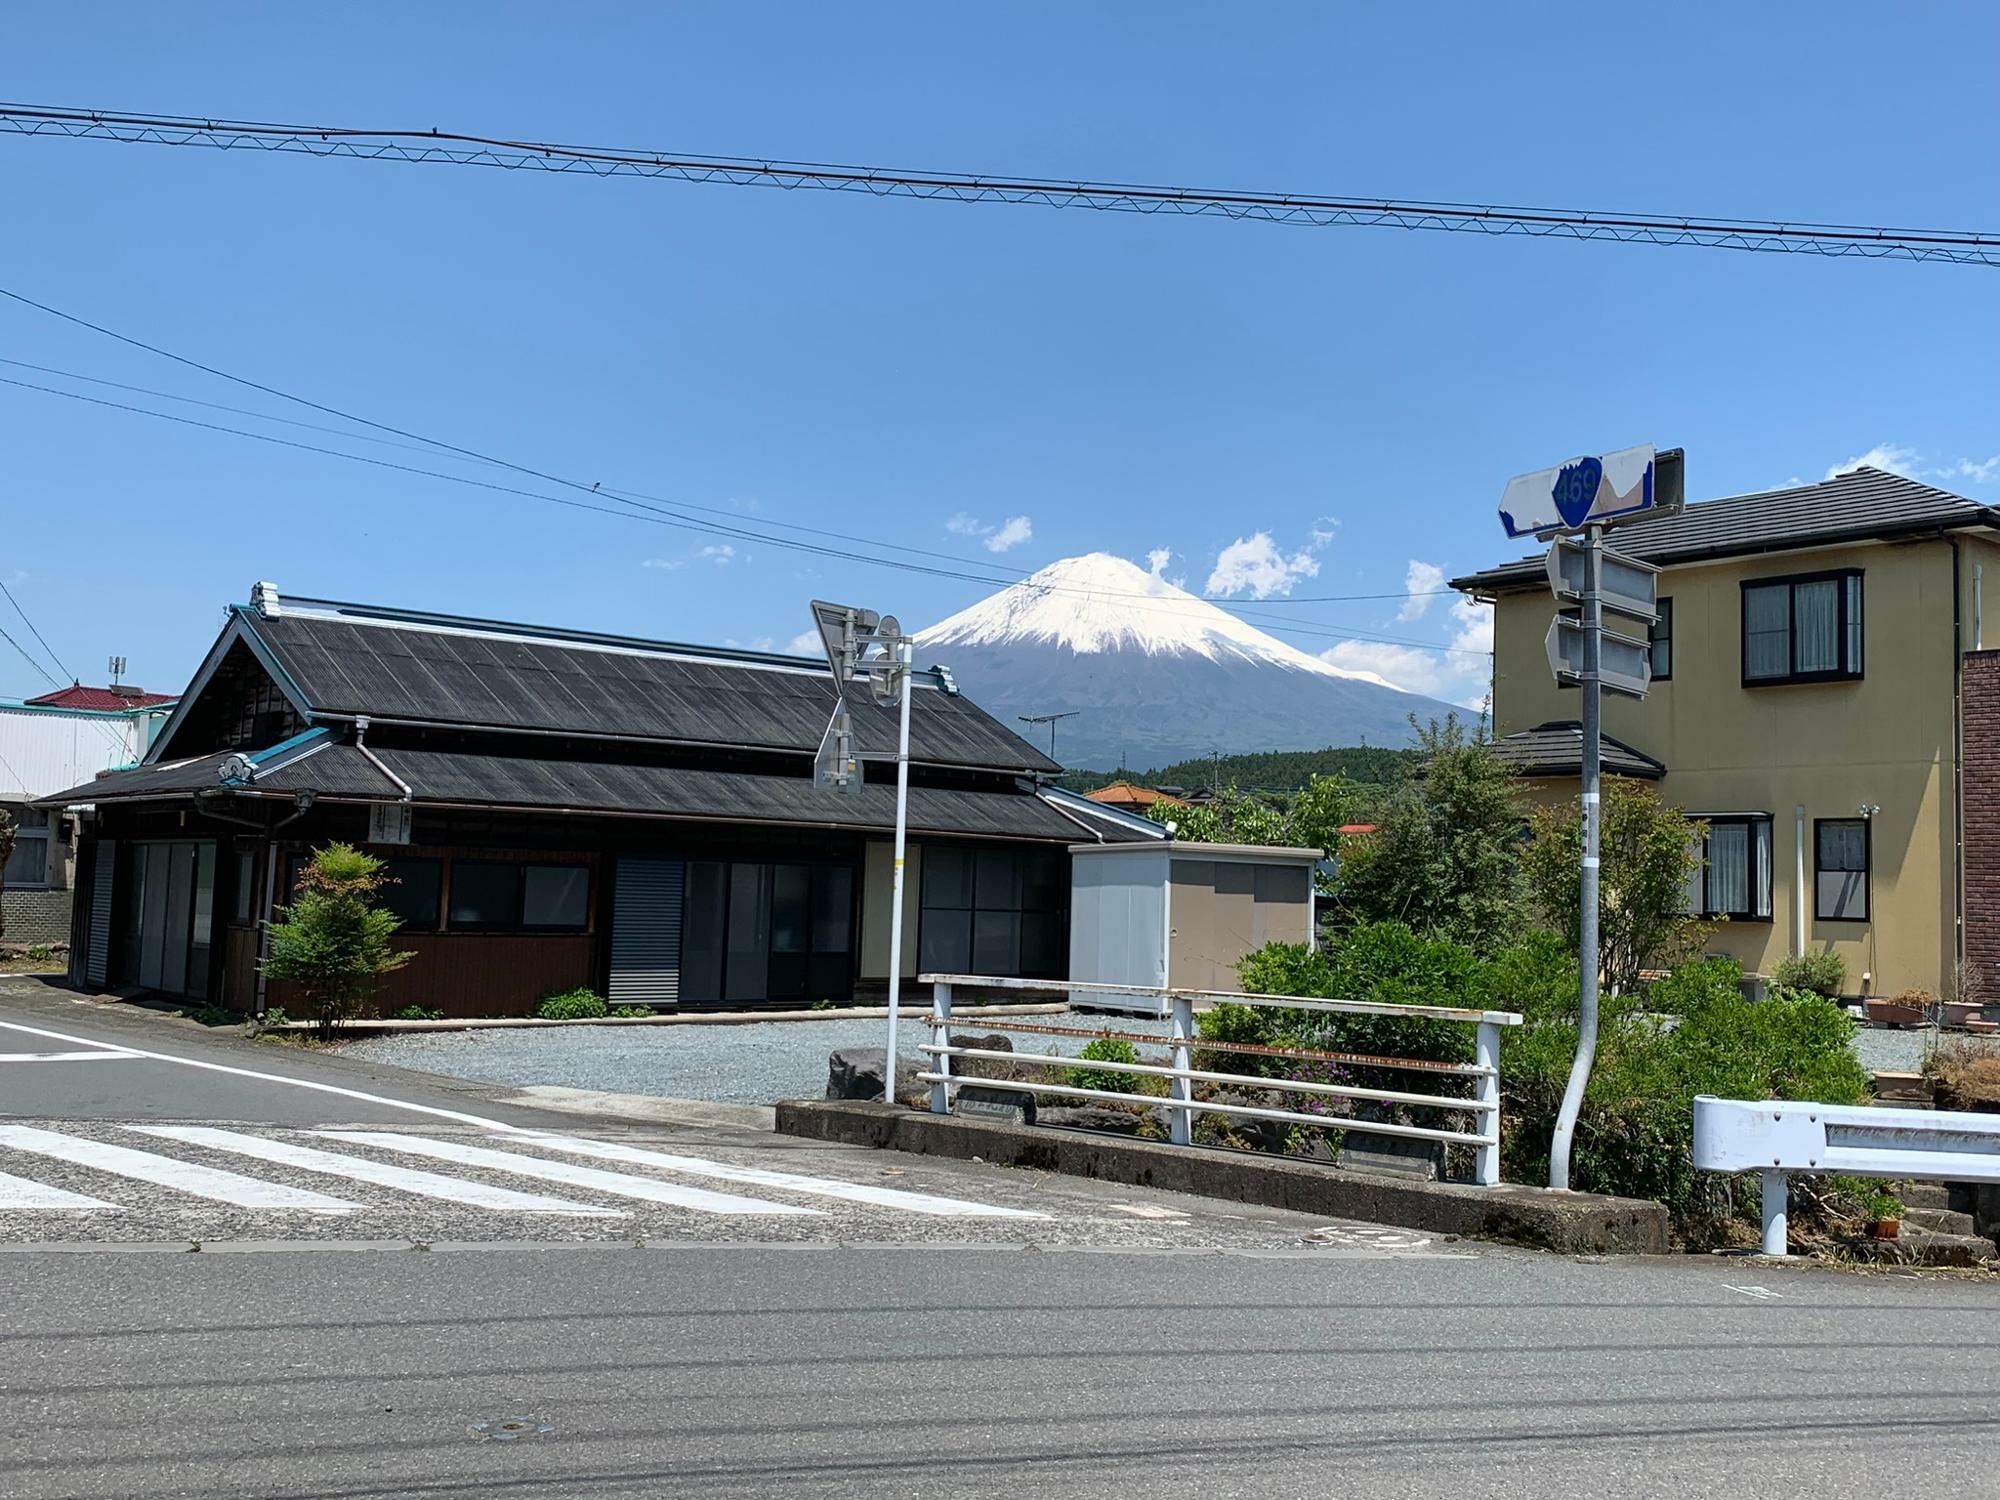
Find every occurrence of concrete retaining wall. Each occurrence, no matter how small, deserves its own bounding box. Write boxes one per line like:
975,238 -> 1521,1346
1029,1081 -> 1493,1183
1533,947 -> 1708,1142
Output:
777,1098 -> 1671,1255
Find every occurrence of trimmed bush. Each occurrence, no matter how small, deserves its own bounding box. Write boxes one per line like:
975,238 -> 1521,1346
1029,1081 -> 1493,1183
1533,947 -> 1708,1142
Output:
536,988 -> 609,1021
1769,950 -> 1847,998
1067,1037 -> 1143,1095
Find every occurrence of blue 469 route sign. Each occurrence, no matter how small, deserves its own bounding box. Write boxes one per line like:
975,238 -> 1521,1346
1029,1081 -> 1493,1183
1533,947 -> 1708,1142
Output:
1499,443 -> 1672,538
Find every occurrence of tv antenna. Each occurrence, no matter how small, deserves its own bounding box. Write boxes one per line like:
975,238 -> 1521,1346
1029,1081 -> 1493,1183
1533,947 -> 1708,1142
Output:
1017,711 -> 1079,760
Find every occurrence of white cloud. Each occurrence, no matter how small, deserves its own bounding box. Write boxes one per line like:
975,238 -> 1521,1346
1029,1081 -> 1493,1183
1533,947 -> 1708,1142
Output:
1398,560 -> 1447,621
1145,546 -> 1173,578
1321,640 -> 1446,696
785,628 -> 822,655
946,511 -> 1036,553
1204,530 -> 1326,599
1938,455 -> 2000,485
748,636 -> 775,652
698,544 -> 736,565
1827,443 -> 1919,481
1449,595 -> 1494,654
641,558 -> 686,571
984,515 -> 1033,553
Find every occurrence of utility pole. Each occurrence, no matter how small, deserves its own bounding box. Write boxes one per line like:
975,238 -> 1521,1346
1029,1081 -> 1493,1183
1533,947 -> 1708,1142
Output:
1548,525 -> 1603,1192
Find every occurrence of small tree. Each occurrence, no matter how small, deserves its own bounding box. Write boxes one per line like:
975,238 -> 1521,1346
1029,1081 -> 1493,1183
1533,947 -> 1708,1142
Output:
1520,777 -> 1709,998
1145,775 -> 1354,884
260,843 -> 414,1038
1334,716 -> 1524,954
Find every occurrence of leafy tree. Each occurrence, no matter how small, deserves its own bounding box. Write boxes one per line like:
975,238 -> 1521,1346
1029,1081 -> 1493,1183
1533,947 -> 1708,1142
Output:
1333,716 -> 1524,953
1520,777 -> 1709,998
1057,745 -> 1417,794
260,843 -> 415,1038
1145,774 -> 1356,887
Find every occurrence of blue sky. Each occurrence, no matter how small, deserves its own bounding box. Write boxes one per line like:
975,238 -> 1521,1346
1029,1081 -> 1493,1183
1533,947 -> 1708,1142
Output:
4,2 -> 1996,711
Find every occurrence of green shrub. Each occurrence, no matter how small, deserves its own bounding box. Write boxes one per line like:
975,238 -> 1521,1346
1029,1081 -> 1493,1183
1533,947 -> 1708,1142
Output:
1194,1001 -> 1282,1078
1501,971 -> 1868,1244
1769,951 -> 1847,998
257,1005 -> 289,1031
535,988 -> 609,1021
1067,1037 -> 1142,1095
612,1005 -> 654,1019
391,1004 -> 445,1021
1475,932 -> 1579,1023
1642,957 -> 1743,1015
185,1004 -> 240,1028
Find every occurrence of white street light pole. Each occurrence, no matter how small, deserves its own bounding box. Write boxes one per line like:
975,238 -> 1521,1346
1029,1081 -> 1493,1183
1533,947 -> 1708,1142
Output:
882,635 -> 915,1104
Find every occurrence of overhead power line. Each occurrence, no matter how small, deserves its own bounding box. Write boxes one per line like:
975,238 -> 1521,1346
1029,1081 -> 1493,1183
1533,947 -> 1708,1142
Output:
3,102 -> 1997,268
0,370 -> 1489,661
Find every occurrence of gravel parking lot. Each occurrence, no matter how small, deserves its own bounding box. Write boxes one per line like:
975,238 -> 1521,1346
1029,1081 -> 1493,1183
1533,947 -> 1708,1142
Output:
341,1012 -> 1181,1106
341,1010 -> 1945,1107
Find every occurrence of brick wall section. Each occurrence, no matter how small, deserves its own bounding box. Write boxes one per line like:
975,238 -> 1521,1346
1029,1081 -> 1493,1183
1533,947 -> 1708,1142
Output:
1965,651 -> 2000,993
1,889 -> 73,946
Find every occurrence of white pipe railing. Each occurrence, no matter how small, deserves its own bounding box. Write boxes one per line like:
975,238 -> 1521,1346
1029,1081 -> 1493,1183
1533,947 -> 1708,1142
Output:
917,974 -> 1523,1187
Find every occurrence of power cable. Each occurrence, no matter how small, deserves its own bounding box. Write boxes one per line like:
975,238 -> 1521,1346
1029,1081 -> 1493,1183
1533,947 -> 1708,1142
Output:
2,102 -> 1995,267
0,575 -> 70,681
0,372 -> 1491,658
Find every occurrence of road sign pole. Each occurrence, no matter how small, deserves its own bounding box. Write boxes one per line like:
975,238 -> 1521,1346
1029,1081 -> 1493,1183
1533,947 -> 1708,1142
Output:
882,636 -> 915,1104
1550,524 -> 1604,1191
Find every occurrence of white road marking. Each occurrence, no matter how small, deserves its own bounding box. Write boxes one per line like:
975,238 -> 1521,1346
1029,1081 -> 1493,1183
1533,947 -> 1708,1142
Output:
0,1125 -> 354,1213
1109,1203 -> 1191,1221
514,1132 -> 1051,1220
319,1131 -> 824,1216
0,1050 -> 143,1063
0,1167 -> 119,1210
0,1018 -> 523,1132
1723,1284 -> 1785,1300
131,1127 -> 626,1218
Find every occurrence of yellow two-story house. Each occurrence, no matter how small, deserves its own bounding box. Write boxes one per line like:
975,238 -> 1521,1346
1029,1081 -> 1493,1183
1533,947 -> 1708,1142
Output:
1454,466 -> 2000,1000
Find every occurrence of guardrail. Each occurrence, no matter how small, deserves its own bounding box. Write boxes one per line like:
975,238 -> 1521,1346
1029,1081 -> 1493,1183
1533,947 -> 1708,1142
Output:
1693,1093 -> 2000,1256
917,974 -> 1523,1187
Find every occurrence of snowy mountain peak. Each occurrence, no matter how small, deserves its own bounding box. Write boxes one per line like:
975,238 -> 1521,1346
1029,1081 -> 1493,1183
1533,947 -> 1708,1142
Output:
915,552 -> 1396,687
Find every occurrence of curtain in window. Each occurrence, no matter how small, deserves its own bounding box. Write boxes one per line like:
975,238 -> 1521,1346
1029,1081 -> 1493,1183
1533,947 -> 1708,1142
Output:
1744,585 -> 1790,678
1752,819 -> 1773,918
1708,823 -> 1749,914
1793,580 -> 1840,673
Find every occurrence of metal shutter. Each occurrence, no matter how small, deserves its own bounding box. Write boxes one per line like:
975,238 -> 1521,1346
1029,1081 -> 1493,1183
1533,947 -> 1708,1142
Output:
609,857 -> 684,1007
85,840 -> 116,988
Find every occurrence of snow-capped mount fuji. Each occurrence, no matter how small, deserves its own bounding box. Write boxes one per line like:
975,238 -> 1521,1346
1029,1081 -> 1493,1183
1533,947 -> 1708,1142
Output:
915,553 -> 1462,770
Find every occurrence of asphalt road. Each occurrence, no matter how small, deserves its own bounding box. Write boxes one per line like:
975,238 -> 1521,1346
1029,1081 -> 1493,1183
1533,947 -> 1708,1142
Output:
8,980 -> 2000,1498
10,1243 -> 2000,1499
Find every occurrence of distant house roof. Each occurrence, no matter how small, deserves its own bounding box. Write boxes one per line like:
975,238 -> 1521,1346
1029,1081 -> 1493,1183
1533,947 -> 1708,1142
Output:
1486,721 -> 1665,780
22,682 -> 177,712
149,591 -> 1059,776
1452,468 -> 2000,594
1337,822 -> 1380,836
1084,781 -> 1188,809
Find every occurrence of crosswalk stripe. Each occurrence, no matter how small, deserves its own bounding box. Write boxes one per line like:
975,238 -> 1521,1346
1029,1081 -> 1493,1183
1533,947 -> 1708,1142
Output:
516,1132 -> 1052,1219
0,1125 -> 355,1213
318,1131 -> 825,1216
130,1127 -> 627,1218
0,1167 -> 119,1211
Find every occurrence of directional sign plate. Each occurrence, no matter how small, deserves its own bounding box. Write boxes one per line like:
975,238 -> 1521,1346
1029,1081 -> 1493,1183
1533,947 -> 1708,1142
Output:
1501,445 -> 1682,539
1545,538 -> 1660,623
1545,616 -> 1652,699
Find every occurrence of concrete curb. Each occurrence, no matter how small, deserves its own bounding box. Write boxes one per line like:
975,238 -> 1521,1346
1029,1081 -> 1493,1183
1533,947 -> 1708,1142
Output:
285,1002 -> 1069,1036
776,1098 -> 1671,1255
501,1086 -> 777,1132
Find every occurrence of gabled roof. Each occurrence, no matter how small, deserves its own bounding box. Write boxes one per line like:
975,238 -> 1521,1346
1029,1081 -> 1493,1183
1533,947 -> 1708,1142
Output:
150,591 -> 1060,776
1452,468 -> 1999,593
22,682 -> 177,712
1083,781 -> 1188,809
1487,721 -> 1665,780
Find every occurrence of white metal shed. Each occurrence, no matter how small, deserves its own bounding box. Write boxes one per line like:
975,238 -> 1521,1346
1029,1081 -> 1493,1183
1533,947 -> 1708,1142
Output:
1068,840 -> 1321,1003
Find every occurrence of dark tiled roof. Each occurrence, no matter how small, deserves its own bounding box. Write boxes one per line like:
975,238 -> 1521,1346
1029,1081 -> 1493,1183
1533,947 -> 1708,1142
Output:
1452,468 -> 1998,592
23,683 -> 177,711
246,603 -> 1058,775
1487,721 -> 1664,780
55,742 -> 1095,843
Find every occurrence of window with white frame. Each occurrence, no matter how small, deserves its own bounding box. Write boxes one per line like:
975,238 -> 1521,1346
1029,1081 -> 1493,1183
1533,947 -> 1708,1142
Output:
1684,814 -> 1773,920
2,806 -> 51,889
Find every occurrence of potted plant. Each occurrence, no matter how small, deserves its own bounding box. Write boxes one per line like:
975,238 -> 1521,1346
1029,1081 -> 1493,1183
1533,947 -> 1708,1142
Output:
1865,989 -> 1929,1028
1861,1186 -> 1903,1240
